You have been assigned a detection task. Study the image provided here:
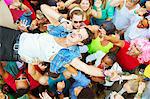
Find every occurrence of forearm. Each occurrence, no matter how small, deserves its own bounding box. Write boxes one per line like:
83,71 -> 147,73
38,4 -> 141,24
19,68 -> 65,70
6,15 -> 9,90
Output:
70,58 -> 103,77
0,62 -> 5,75
64,64 -> 78,76
40,4 -> 61,22
65,0 -> 76,8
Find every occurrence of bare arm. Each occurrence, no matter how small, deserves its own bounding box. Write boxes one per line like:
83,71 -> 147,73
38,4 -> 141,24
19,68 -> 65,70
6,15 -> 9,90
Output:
28,63 -> 42,81
69,58 -> 103,77
0,62 -> 9,79
104,35 -> 124,48
40,4 -> 61,26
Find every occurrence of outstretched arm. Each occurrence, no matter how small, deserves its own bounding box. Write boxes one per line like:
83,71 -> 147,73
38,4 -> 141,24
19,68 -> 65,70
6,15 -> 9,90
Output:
69,58 -> 104,77
0,62 -> 9,79
104,35 -> 125,48
40,4 -> 72,29
28,63 -> 42,81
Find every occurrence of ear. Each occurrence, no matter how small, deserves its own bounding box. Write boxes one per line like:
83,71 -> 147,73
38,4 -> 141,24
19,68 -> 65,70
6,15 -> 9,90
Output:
78,42 -> 84,45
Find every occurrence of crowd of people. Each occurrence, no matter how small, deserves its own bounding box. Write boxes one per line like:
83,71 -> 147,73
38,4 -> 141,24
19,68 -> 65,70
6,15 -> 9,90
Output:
0,0 -> 150,99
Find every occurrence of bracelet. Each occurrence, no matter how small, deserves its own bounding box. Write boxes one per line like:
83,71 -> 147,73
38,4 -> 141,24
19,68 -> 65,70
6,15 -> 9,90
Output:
102,70 -> 106,77
58,16 -> 64,23
57,91 -> 63,95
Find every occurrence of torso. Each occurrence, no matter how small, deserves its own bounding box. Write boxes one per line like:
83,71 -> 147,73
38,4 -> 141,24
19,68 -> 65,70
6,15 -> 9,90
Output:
18,33 -> 63,63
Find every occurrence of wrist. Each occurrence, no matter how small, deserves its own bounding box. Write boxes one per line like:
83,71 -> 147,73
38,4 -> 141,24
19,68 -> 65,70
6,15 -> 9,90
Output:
57,90 -> 63,95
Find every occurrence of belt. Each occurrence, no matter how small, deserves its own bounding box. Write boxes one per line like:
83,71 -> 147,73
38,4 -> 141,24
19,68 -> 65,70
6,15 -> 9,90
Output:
13,34 -> 21,60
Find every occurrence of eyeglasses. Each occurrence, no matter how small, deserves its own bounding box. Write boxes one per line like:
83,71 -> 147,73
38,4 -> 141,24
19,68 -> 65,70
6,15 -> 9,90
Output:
73,21 -> 83,23
16,77 -> 28,80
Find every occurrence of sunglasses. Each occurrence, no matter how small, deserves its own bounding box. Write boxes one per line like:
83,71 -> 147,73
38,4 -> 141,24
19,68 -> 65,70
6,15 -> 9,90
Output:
73,21 -> 83,23
16,77 -> 28,80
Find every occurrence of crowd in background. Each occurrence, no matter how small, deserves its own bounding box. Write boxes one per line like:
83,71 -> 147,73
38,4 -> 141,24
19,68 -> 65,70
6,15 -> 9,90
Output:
0,0 -> 150,99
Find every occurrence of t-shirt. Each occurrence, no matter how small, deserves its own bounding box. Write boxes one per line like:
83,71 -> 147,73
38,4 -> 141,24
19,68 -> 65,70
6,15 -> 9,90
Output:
116,41 -> 140,70
18,33 -> 63,63
3,69 -> 40,91
88,37 -> 113,54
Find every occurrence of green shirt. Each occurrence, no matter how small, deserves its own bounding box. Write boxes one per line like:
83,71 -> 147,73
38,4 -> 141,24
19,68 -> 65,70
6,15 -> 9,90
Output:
93,0 -> 114,20
88,37 -> 113,54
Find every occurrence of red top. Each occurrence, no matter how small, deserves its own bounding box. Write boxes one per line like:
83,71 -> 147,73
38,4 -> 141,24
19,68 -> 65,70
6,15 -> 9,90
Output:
23,0 -> 36,20
116,41 -> 140,71
84,19 -> 90,25
10,9 -> 26,22
97,64 -> 105,80
3,69 -> 40,91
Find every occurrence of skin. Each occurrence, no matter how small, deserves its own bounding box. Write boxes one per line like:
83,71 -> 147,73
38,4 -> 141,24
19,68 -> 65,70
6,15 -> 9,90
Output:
91,55 -> 113,82
125,0 -> 138,10
145,1 -> 150,10
0,91 -> 5,99
137,18 -> 149,29
0,62 -> 30,91
66,28 -> 89,45
127,44 -> 141,57
15,74 -> 30,89
99,55 -> 114,69
71,14 -> 83,29
80,0 -> 90,11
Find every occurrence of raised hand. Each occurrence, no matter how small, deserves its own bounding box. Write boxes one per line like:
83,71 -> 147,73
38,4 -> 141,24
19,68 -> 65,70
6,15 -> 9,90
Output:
39,91 -> 52,99
18,20 -> 30,31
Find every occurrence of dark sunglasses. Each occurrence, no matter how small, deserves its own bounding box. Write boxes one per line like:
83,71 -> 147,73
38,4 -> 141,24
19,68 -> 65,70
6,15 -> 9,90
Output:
16,77 -> 28,80
73,21 -> 83,23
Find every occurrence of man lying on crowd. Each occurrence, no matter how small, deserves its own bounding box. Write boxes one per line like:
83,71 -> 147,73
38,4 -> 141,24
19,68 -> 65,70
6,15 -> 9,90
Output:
0,4 -> 105,77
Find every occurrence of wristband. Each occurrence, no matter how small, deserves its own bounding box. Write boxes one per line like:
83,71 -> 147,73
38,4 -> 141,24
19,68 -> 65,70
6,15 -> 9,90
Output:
57,91 -> 63,95
58,16 -> 64,23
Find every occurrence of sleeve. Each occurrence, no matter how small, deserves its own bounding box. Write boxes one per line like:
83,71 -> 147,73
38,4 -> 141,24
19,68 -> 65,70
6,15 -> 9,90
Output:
79,45 -> 88,53
107,4 -> 115,19
86,50 -> 105,63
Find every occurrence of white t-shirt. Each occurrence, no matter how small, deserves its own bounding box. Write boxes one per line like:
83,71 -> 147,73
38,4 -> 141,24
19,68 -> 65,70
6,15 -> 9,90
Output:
112,0 -> 140,31
18,33 -> 63,63
124,15 -> 150,41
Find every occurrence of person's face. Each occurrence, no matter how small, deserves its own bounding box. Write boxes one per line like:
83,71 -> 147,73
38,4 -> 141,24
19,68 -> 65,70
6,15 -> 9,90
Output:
67,28 -> 89,45
145,1 -> 150,10
0,91 -> 5,99
72,14 -> 83,29
126,0 -> 138,9
80,0 -> 90,11
15,74 -> 30,90
137,18 -> 149,28
100,55 -> 113,69
110,0 -> 121,7
127,44 -> 141,57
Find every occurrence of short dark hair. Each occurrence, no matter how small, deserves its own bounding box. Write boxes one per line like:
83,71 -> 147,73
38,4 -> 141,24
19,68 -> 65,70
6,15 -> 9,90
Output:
100,21 -> 116,35
106,52 -> 116,64
81,27 -> 94,45
16,87 -> 30,98
77,87 -> 95,99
